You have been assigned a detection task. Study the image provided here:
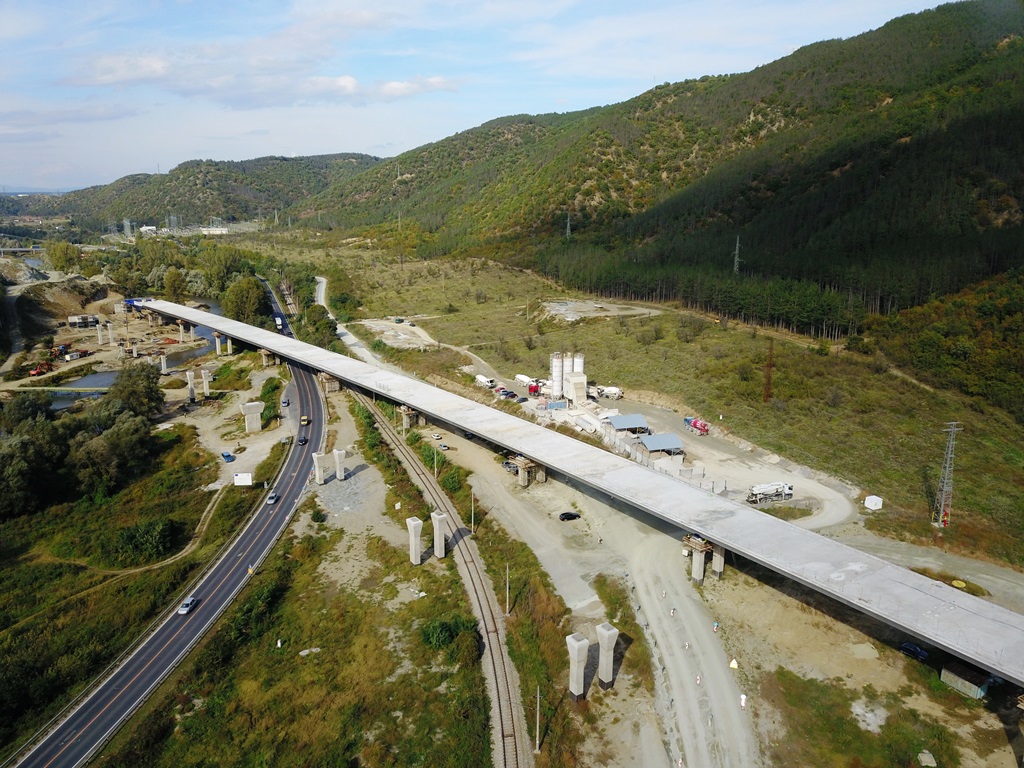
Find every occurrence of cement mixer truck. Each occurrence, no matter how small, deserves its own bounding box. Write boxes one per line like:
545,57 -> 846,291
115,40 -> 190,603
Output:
746,482 -> 794,504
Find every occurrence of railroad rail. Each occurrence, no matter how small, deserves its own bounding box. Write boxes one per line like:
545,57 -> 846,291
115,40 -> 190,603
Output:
353,392 -> 530,768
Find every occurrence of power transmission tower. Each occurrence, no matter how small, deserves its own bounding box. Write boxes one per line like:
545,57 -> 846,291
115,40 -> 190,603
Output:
733,236 -> 742,274
932,421 -> 962,528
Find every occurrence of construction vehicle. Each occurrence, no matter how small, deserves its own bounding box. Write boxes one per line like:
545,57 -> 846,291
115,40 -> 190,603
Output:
30,361 -> 55,376
475,374 -> 496,387
746,482 -> 794,504
684,416 -> 710,435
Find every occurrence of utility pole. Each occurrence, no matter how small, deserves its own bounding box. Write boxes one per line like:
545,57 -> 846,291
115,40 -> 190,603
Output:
763,337 -> 774,402
932,422 -> 962,527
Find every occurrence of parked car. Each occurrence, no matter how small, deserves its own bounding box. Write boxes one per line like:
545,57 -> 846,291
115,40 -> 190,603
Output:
899,642 -> 928,661
395,317 -> 404,324
177,597 -> 198,615
297,436 -> 308,446
266,492 -> 280,505
502,460 -> 518,474
559,511 -> 581,521
282,398 -> 290,407
516,396 -> 528,403
431,433 -> 443,440
503,391 -> 518,399
439,443 -> 450,451
221,452 -> 235,463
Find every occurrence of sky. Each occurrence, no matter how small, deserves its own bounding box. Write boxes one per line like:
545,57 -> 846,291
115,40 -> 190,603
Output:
1,0 -> 943,192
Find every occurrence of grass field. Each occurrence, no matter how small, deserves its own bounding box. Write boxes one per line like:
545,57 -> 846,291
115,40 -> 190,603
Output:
0,426 -> 289,760
243,237 -> 1024,567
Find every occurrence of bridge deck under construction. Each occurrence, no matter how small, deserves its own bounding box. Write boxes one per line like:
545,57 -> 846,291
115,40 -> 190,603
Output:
133,299 -> 1024,687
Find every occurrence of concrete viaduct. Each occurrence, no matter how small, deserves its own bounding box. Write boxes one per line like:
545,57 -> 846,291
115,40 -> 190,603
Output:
128,298 -> 1024,688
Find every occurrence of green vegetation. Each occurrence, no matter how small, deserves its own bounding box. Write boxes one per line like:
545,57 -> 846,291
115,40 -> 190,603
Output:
592,574 -> 654,692
9,153 -> 382,225
763,667 -> 960,768
868,269 -> 1024,422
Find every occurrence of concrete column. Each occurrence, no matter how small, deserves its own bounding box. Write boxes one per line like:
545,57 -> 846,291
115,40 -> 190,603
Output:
226,337 -> 233,355
178,320 -> 185,342
566,633 -> 589,702
333,448 -> 347,481
201,369 -> 211,397
406,518 -> 423,566
161,355 -> 168,374
596,622 -> 619,690
190,325 -> 195,342
132,344 -> 138,358
691,548 -> 707,585
240,401 -> 265,432
401,409 -> 413,431
186,370 -> 196,402
260,350 -> 269,367
108,322 -> 116,346
712,544 -> 726,580
430,512 -> 447,559
536,465 -> 547,483
518,468 -> 530,488
214,333 -> 222,355
97,324 -> 104,345
312,452 -> 326,484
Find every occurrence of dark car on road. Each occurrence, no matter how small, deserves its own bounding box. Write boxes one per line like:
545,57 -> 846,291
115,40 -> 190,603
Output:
899,642 -> 928,661
297,435 -> 308,446
559,511 -> 581,521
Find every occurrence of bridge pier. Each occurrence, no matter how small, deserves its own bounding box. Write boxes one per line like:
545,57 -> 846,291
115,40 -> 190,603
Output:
240,401 -> 264,432
313,452 -> 326,484
431,511 -> 447,558
597,622 -> 619,690
214,332 -> 223,356
712,543 -> 726,580
333,448 -> 347,481
566,633 -> 589,702
178,319 -> 185,342
227,337 -> 233,355
186,370 -> 196,402
201,369 -> 212,397
407,517 -> 423,565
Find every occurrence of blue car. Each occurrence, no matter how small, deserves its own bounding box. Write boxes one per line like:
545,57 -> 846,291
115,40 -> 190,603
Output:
899,642 -> 928,661
221,452 -> 235,463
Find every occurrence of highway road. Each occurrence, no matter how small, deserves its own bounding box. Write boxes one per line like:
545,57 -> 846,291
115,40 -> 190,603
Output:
16,363 -> 324,768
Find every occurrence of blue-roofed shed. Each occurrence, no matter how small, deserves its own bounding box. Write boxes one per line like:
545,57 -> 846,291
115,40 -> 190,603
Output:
640,434 -> 685,455
606,414 -> 649,433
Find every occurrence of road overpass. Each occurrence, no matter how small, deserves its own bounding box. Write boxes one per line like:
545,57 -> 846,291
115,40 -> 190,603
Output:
129,298 -> 1024,688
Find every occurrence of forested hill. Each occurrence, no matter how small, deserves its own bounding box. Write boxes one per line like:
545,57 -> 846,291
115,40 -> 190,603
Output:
309,0 -> 1023,337
18,153 -> 381,227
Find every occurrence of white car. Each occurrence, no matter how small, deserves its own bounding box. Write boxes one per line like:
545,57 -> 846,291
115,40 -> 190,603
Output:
439,443 -> 450,451
178,597 -> 198,615
266,492 -> 280,505
431,433 -> 442,440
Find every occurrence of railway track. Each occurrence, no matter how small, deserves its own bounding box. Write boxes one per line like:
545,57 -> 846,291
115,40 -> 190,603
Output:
353,392 -> 530,768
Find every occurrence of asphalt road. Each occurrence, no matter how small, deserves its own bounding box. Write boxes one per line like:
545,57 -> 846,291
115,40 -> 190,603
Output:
16,365 -> 323,768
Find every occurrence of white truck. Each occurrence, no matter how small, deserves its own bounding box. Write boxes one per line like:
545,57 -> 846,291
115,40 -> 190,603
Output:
514,374 -> 533,387
746,482 -> 794,504
475,374 -> 496,388
598,385 -> 623,400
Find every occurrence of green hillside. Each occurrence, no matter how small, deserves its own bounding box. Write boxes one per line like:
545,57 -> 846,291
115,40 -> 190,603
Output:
17,153 -> 382,226
307,0 -> 1023,336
